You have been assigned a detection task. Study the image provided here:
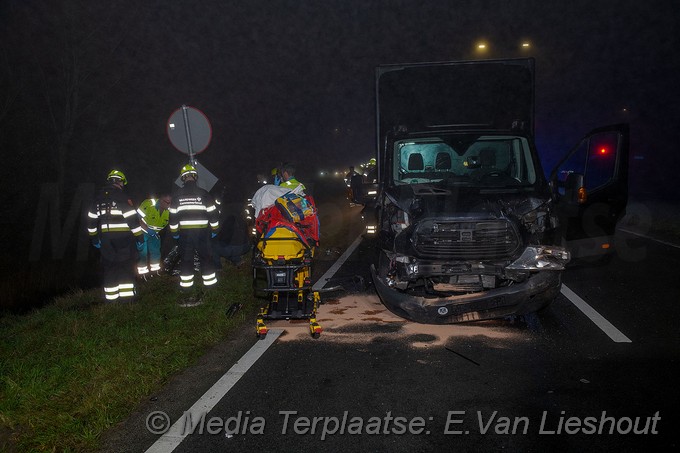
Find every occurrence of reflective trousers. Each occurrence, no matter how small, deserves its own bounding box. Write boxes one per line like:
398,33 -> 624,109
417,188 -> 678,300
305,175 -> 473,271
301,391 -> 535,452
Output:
100,232 -> 137,301
178,229 -> 217,289
137,232 -> 162,275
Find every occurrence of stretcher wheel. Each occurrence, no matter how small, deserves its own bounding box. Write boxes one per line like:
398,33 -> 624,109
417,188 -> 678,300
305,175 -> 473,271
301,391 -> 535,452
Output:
309,320 -> 322,339
256,318 -> 268,340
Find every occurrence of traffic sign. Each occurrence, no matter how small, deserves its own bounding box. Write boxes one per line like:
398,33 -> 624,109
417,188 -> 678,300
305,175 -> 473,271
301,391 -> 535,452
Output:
167,105 -> 212,161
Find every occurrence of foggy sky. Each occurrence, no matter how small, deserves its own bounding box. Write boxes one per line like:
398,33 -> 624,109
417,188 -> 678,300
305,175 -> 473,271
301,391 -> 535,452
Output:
1,0 -> 679,204
1,0 -> 679,309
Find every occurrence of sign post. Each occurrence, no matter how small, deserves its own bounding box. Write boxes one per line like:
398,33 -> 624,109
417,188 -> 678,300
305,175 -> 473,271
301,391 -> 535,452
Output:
167,105 -> 218,191
181,105 -> 196,165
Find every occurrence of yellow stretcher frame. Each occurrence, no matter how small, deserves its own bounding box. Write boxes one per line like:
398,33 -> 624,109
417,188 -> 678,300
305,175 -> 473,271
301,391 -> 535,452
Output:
253,227 -> 322,339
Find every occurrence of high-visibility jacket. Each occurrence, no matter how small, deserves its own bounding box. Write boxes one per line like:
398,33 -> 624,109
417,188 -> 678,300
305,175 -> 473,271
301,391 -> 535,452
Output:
137,198 -> 170,232
87,183 -> 144,239
280,177 -> 306,193
169,180 -> 219,233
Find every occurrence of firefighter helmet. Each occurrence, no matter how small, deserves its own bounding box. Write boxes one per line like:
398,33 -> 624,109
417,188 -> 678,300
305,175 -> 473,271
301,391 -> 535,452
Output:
180,164 -> 198,180
107,169 -> 127,185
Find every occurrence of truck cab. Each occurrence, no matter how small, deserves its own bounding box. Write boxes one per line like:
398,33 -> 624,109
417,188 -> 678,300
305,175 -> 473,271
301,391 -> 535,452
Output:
368,58 -> 628,323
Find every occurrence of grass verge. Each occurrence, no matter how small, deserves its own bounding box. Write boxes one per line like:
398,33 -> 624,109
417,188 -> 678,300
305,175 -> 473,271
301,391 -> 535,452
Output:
0,265 -> 259,452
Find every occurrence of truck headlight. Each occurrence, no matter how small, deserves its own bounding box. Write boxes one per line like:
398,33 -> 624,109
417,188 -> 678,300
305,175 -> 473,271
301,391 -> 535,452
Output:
507,246 -> 571,270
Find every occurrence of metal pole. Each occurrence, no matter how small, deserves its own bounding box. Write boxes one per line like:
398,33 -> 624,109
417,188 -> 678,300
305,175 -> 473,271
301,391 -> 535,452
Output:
181,105 -> 195,165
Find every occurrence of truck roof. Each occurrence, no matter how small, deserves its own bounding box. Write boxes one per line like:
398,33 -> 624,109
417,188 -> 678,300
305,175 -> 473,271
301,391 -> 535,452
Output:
376,58 -> 535,147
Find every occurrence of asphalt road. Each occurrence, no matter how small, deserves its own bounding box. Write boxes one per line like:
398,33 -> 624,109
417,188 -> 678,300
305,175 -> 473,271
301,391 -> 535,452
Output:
103,181 -> 679,452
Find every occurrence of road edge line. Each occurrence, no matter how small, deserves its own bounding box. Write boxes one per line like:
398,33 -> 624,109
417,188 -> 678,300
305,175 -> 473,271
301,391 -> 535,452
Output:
312,233 -> 364,290
618,228 -> 680,249
144,328 -> 283,453
560,284 -> 631,343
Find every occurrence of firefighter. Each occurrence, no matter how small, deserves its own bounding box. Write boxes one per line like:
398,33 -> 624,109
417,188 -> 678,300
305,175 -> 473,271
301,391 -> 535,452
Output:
169,164 -> 220,305
136,194 -> 172,279
87,169 -> 144,302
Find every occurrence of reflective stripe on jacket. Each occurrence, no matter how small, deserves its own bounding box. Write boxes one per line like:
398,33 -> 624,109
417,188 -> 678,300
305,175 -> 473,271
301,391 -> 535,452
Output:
169,181 -> 219,233
87,183 -> 143,237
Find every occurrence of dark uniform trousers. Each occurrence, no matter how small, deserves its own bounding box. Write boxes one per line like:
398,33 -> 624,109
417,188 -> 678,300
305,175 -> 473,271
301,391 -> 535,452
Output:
179,229 -> 217,290
100,233 -> 137,300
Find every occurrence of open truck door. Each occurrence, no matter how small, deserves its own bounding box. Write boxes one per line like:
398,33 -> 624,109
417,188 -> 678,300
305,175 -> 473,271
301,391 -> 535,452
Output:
550,123 -> 630,259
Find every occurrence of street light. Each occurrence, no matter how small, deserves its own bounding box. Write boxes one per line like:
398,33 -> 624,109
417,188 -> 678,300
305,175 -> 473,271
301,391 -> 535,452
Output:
475,41 -> 489,57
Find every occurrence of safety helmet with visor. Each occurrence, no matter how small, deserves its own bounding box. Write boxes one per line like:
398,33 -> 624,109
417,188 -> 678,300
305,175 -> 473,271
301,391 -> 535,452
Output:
180,164 -> 198,181
107,169 -> 127,185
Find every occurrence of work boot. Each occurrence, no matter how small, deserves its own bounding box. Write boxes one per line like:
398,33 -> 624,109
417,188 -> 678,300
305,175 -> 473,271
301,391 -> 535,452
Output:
178,288 -> 203,307
178,295 -> 203,307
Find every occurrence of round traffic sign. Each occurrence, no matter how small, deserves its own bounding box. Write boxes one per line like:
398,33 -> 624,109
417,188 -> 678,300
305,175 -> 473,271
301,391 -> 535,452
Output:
166,106 -> 212,155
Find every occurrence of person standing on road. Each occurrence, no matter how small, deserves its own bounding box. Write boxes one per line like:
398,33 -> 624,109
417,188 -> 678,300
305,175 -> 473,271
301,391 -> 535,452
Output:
169,164 -> 220,305
345,165 -> 364,203
212,196 -> 252,269
136,194 -> 172,279
87,169 -> 144,302
280,162 -> 306,194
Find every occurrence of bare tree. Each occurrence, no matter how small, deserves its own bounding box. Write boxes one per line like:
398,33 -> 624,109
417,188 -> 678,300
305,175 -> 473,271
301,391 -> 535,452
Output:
23,1 -> 136,192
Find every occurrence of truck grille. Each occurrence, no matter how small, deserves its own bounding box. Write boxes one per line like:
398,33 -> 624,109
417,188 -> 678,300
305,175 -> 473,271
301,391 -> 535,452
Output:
413,220 -> 520,259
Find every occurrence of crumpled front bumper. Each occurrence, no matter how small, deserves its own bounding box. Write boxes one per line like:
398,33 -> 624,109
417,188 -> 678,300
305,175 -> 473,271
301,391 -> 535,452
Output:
370,265 -> 562,324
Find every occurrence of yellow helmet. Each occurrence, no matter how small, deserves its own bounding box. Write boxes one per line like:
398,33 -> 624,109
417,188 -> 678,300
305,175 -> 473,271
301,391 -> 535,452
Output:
107,169 -> 127,185
180,164 -> 198,180
271,167 -> 279,176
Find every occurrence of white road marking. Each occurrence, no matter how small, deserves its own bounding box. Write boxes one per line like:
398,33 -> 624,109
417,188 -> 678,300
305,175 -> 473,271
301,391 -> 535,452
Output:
144,328 -> 283,453
142,235 -> 634,452
560,284 -> 631,343
146,233 -> 364,451
618,228 -> 680,249
312,233 -> 364,290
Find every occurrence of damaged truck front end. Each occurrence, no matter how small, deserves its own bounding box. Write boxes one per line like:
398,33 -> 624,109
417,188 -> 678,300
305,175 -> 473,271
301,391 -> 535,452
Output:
371,186 -> 570,323
371,58 -> 571,323
371,58 -> 628,323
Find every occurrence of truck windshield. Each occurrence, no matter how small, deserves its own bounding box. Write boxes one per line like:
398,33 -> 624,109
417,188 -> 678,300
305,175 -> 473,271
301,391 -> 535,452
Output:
393,135 -> 538,187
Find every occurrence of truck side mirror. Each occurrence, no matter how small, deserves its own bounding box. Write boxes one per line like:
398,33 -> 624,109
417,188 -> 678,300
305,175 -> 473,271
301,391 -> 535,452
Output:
565,172 -> 586,204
